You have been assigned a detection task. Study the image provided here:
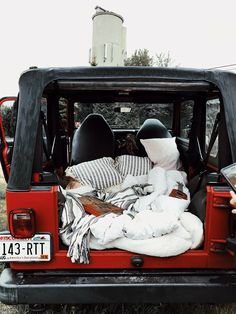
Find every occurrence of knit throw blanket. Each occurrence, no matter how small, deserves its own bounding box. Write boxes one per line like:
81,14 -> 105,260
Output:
59,186 -> 143,263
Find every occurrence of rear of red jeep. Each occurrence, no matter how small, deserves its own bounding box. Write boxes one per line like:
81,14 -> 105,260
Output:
1,67 -> 236,305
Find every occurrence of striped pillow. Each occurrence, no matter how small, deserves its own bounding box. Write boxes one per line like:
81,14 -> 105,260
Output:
115,155 -> 153,178
65,157 -> 123,190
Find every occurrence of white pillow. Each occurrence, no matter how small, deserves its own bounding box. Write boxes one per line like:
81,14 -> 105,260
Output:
140,137 -> 180,170
65,157 -> 123,190
115,155 -> 153,177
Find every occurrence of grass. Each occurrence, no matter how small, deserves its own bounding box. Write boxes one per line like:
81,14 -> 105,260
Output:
0,170 -> 7,232
0,199 -> 7,232
0,303 -> 235,314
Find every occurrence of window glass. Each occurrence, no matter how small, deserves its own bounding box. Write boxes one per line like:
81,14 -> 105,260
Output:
73,102 -> 173,130
180,100 -> 194,139
0,100 -> 16,138
59,98 -> 68,131
40,98 -> 49,162
0,99 -> 17,173
206,98 -> 220,157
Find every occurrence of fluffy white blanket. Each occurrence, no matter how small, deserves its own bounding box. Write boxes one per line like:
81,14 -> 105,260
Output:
90,212 -> 203,257
60,167 -> 204,262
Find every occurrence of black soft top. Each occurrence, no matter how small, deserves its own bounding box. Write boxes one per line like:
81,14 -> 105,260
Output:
8,66 -> 236,191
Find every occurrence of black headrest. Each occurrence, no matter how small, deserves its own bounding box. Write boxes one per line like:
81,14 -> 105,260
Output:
71,113 -> 114,165
136,118 -> 172,140
136,119 -> 172,156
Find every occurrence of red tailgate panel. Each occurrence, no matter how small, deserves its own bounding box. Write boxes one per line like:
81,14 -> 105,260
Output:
6,186 -> 236,270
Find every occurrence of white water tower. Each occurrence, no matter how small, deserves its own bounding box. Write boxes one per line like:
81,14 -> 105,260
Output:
89,7 -> 126,66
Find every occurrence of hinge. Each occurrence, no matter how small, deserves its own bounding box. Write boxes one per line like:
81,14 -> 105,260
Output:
210,239 -> 227,253
226,237 -> 236,256
211,238 -> 236,256
213,196 -> 230,209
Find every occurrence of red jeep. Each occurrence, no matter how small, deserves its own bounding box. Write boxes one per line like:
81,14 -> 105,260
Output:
1,67 -> 236,305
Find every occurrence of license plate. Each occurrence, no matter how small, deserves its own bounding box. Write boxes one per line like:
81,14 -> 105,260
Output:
0,233 -> 51,262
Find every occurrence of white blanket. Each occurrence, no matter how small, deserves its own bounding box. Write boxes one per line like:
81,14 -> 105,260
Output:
60,167 -> 204,262
90,212 -> 203,257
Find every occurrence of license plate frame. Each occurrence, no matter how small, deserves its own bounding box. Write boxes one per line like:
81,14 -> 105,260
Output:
0,232 -> 51,262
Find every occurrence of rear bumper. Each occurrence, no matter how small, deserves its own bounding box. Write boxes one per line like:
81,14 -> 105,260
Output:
1,268 -> 236,304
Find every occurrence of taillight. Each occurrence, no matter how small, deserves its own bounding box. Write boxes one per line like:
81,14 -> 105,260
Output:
9,208 -> 35,238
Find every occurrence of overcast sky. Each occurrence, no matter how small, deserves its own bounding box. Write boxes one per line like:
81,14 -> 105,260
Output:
1,0 -> 236,97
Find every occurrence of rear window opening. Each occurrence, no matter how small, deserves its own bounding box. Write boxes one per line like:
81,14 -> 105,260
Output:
30,80 -> 224,266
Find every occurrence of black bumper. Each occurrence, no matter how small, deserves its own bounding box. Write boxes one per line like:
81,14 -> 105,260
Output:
1,268 -> 236,304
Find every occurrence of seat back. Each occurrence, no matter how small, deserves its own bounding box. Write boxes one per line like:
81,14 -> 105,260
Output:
188,189 -> 206,222
71,114 -> 115,165
136,118 -> 172,156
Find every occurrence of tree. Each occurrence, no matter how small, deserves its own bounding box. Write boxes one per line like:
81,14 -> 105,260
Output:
124,49 -> 153,66
154,51 -> 173,67
125,49 -> 174,67
1,106 -> 16,138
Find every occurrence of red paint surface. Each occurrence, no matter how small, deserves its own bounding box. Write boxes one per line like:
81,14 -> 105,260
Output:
6,186 -> 236,270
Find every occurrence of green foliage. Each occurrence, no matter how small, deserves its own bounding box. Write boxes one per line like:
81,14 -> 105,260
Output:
1,106 -> 16,138
124,49 -> 153,66
125,49 -> 174,67
155,51 -> 173,67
